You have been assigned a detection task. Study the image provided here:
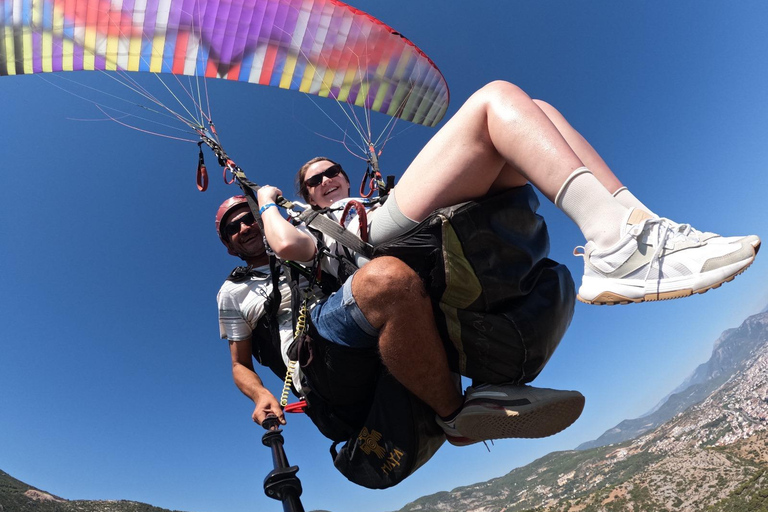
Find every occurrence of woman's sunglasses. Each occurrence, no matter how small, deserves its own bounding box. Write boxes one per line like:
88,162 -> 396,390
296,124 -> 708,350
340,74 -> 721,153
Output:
223,212 -> 256,238
303,164 -> 343,189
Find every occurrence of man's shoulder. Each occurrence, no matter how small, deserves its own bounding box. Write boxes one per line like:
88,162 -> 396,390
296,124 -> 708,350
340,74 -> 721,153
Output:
218,266 -> 272,295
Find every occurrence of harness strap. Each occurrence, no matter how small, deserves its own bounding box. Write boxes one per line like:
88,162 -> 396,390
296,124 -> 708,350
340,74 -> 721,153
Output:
264,255 -> 283,350
299,209 -> 374,259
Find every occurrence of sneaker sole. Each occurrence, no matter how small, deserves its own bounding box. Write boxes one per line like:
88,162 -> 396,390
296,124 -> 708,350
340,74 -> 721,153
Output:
444,434 -> 481,447
578,241 -> 759,306
454,392 -> 585,440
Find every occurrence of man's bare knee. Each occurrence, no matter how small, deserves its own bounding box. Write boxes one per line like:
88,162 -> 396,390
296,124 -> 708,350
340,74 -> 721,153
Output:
354,256 -> 423,297
351,256 -> 427,327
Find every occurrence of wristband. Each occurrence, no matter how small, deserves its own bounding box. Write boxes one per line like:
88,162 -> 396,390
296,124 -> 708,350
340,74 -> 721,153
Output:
259,203 -> 277,215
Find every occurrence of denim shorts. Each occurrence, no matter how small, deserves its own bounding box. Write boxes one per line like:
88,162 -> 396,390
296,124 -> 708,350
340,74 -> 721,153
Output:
310,274 -> 379,348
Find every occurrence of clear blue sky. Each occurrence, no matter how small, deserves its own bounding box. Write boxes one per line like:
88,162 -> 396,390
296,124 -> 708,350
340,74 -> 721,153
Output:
2,1 -> 768,512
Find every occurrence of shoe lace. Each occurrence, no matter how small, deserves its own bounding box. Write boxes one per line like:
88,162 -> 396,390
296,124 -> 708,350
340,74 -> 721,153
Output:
630,217 -> 686,283
647,213 -> 704,242
669,220 -> 705,242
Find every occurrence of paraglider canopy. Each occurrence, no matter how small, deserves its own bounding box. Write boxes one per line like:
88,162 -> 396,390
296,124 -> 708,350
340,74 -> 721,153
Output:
0,0 -> 449,127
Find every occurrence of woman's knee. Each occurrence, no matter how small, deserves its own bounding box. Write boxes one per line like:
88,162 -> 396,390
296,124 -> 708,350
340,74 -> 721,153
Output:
462,81 -> 536,125
533,98 -> 558,116
472,80 -> 530,106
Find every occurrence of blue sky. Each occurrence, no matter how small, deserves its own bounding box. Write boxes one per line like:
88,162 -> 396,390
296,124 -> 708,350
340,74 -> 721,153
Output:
2,1 -> 768,512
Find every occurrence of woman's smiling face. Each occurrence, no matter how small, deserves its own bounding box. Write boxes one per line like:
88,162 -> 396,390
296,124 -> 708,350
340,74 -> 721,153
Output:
303,159 -> 351,208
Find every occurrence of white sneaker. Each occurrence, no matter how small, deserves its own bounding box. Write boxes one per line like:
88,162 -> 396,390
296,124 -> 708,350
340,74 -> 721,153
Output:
576,208 -> 759,305
436,384 -> 585,446
665,220 -> 761,250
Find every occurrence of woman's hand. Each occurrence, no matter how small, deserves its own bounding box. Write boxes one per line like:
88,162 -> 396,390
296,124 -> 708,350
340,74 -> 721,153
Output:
257,185 -> 282,206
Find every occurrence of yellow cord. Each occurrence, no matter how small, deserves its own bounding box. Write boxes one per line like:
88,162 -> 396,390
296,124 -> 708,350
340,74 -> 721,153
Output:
280,301 -> 309,407
294,301 -> 308,339
280,360 -> 297,407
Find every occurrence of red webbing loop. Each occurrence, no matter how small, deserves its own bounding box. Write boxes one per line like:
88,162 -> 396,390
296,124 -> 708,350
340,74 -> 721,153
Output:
284,400 -> 307,414
197,164 -> 209,191
196,143 -> 208,191
340,200 -> 369,243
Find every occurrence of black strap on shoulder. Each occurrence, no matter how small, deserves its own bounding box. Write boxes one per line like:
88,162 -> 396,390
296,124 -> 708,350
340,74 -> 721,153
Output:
304,226 -> 358,287
226,265 -> 270,282
265,254 -> 282,320
287,263 -> 302,335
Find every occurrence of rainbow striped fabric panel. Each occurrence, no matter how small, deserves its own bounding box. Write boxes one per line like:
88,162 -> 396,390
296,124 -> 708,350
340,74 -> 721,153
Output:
0,0 -> 449,126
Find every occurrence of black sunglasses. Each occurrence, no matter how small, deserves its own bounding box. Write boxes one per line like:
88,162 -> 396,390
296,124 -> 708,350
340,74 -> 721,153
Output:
303,164 -> 343,189
223,211 -> 256,238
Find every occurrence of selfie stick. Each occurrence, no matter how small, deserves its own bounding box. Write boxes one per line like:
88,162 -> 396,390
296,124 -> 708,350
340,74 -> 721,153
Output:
261,414 -> 305,512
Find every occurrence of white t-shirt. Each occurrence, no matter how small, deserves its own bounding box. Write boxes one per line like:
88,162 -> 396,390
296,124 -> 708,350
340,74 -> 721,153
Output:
217,264 -> 320,395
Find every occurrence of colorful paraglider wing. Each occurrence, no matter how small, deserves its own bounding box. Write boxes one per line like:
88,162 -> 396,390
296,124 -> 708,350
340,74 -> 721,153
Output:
0,0 -> 449,126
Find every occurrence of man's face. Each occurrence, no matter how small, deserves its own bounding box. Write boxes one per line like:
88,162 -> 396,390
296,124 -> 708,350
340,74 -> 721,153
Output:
223,206 -> 266,261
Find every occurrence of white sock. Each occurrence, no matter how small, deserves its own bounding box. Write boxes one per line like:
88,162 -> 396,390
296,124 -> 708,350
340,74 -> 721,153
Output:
613,187 -> 655,216
368,190 -> 420,245
555,167 -> 629,249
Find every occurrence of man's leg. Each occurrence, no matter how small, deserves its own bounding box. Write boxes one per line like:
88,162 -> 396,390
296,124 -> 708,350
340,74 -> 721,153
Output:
348,257 -> 463,418
318,257 -> 584,445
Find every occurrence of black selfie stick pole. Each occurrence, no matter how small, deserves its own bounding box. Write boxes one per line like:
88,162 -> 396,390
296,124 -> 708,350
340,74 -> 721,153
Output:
261,414 -> 305,512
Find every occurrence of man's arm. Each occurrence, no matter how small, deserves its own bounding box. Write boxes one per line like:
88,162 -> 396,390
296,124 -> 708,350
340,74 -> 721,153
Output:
229,338 -> 286,426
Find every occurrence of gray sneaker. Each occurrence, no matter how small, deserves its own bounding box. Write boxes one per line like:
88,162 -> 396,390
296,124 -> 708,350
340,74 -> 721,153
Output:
437,384 -> 585,446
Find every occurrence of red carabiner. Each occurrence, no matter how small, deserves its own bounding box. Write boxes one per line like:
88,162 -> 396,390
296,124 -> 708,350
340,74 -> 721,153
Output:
223,166 -> 235,185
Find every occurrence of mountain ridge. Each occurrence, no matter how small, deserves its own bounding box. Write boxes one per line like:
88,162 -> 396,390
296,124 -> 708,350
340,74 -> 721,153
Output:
0,469 -> 184,512
577,310 -> 768,450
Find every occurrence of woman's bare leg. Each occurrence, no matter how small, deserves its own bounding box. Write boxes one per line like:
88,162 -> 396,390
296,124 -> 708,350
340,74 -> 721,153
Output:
532,99 -> 624,195
379,80 -> 758,306
531,99 -> 656,214
393,81 -> 586,221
